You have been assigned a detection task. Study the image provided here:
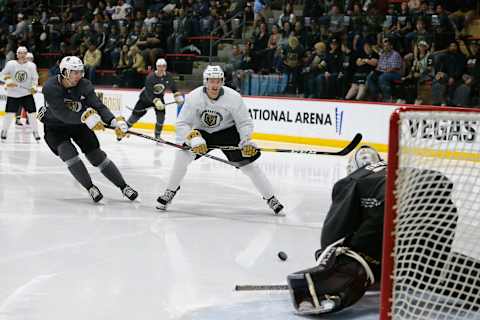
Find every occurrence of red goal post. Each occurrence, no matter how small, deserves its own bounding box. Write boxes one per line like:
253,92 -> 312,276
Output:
380,106 -> 480,320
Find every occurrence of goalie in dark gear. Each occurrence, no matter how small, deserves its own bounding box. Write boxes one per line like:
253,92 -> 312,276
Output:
287,145 -> 470,315
287,145 -> 385,315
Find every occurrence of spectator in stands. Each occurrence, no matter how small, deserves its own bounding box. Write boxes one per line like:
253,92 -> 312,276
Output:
452,40 -> 480,107
279,21 -> 292,48
84,43 -> 102,84
104,24 -> 121,67
143,9 -> 158,29
321,38 -> 345,98
12,13 -> 27,38
405,18 -> 432,55
432,41 -> 466,105
327,4 -> 346,39
366,37 -> 403,102
252,21 -> 269,71
111,0 -> 132,25
117,45 -> 145,88
281,36 -> 305,94
402,40 -> 433,104
303,41 -> 327,98
345,41 -> 378,100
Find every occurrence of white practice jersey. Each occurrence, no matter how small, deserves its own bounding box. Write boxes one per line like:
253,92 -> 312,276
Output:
1,60 -> 39,98
176,86 -> 254,144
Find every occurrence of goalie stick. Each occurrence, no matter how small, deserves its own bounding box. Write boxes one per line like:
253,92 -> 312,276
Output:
125,101 -> 178,113
107,127 -> 244,168
234,284 -> 289,291
212,133 -> 363,156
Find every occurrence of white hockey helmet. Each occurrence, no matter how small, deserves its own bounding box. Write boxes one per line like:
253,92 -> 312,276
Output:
26,52 -> 34,61
16,46 -> 28,54
59,56 -> 84,78
346,145 -> 382,175
203,65 -> 224,86
156,58 -> 167,66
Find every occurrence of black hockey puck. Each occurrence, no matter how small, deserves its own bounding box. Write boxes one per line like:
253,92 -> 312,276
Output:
278,251 -> 288,261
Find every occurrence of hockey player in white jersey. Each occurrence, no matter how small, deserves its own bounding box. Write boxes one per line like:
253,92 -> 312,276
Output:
156,65 -> 284,215
1,46 -> 40,141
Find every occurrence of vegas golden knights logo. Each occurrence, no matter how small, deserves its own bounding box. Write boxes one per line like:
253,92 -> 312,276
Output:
153,84 -> 166,94
201,110 -> 223,128
64,99 -> 82,112
15,71 -> 28,83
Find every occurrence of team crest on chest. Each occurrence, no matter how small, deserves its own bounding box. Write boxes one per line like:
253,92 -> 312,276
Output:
153,83 -> 165,94
64,98 -> 83,112
200,109 -> 223,128
15,70 -> 28,83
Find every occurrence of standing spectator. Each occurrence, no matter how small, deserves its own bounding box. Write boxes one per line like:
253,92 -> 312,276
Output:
111,0 -> 132,25
303,41 -> 327,98
321,38 -> 345,98
432,41 -> 466,105
83,43 -> 102,84
345,41 -> 378,100
366,37 -> 403,102
452,40 -> 479,107
281,36 -> 305,94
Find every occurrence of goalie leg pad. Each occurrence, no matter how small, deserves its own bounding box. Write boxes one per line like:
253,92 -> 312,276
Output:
287,246 -> 374,315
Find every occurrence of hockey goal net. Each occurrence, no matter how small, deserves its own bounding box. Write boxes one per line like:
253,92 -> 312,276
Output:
380,107 -> 480,320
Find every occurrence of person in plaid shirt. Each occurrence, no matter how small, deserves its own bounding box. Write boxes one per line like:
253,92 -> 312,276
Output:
366,37 -> 403,102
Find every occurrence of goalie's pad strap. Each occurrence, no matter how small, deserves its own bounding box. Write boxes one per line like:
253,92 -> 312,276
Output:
306,273 -> 320,309
341,248 -> 375,285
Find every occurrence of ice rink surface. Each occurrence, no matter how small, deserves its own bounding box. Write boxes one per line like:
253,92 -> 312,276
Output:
0,126 -> 381,320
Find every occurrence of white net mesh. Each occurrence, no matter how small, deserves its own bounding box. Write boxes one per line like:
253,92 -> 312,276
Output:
389,111 -> 480,320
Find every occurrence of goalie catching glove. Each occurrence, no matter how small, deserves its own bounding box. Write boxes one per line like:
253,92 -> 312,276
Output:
287,239 -> 375,315
153,98 -> 164,111
239,138 -> 258,157
81,108 -> 105,131
186,130 -> 208,154
110,116 -> 129,140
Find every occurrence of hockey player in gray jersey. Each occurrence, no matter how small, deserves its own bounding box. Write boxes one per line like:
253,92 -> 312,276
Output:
125,58 -> 184,139
1,46 -> 40,141
40,56 -> 138,202
156,65 -> 284,215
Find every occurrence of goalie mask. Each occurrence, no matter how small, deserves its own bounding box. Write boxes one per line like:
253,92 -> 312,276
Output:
346,145 -> 382,175
287,239 -> 375,315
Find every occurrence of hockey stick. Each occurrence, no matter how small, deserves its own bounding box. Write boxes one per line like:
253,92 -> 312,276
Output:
211,133 -> 363,156
234,284 -> 289,291
125,101 -> 177,113
0,80 -> 36,92
108,127 -> 242,168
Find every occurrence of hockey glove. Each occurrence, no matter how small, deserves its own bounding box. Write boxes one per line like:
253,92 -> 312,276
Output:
81,108 -> 105,131
111,116 -> 129,140
4,78 -> 17,89
186,130 -> 208,154
153,98 -> 165,111
174,92 -> 185,105
30,85 -> 37,95
239,138 -> 258,157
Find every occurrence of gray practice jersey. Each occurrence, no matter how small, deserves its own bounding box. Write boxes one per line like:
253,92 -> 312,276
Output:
139,72 -> 178,104
41,76 -> 114,126
176,86 -> 254,144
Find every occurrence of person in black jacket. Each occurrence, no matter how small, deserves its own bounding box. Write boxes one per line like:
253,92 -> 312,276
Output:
41,56 -> 138,203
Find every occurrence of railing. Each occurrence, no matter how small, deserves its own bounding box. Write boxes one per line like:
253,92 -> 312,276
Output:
208,10 -> 245,63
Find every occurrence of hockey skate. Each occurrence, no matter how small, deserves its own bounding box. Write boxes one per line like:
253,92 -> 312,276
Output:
15,117 -> 23,126
88,185 -> 103,203
32,131 -> 41,142
1,130 -> 6,141
266,196 -> 284,215
156,187 -> 180,210
122,185 -> 138,201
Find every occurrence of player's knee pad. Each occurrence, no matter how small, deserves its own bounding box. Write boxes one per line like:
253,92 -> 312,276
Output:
86,148 -> 109,169
287,241 -> 375,315
57,142 -> 79,165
